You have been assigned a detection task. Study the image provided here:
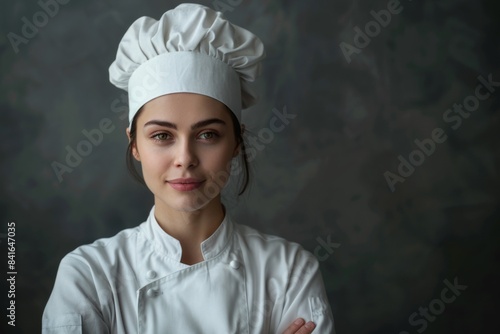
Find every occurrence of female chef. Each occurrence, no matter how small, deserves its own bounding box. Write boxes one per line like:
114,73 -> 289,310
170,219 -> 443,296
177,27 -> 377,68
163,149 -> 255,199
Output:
42,3 -> 335,333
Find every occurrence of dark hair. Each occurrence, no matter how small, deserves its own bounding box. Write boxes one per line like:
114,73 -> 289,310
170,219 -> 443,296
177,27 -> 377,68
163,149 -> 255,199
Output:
126,106 -> 251,195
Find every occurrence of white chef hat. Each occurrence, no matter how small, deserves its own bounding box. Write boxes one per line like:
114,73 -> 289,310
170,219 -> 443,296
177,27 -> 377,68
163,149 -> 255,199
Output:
109,3 -> 265,126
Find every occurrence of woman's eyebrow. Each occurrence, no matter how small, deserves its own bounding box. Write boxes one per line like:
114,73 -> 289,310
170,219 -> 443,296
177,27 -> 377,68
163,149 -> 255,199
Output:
191,118 -> 226,130
144,120 -> 177,129
143,118 -> 226,130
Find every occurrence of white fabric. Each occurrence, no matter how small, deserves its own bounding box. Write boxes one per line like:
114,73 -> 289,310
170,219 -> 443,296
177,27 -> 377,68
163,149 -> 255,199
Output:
42,207 -> 335,334
128,51 -> 242,121
108,3 -> 265,125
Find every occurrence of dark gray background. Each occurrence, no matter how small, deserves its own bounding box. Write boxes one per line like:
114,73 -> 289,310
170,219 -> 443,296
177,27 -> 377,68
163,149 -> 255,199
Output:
1,0 -> 499,333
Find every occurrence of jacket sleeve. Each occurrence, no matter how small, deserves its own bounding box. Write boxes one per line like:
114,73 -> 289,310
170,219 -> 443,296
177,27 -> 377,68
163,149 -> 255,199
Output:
42,254 -> 111,334
275,249 -> 336,334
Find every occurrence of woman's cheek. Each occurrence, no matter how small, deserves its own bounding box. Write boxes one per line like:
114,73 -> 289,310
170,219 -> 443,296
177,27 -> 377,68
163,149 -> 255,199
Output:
140,148 -> 168,175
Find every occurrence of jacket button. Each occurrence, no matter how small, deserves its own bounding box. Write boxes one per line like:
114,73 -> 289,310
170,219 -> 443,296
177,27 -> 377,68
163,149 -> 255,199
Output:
146,270 -> 157,279
147,288 -> 159,298
229,260 -> 240,269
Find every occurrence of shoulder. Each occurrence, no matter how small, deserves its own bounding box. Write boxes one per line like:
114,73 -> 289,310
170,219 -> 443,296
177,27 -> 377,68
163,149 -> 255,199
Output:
43,227 -> 145,332
60,224 -> 143,269
234,223 -> 303,251
233,223 -> 319,270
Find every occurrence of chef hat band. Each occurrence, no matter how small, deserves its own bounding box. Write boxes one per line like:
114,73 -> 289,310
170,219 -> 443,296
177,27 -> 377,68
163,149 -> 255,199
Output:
128,52 -> 242,123
108,3 -> 265,126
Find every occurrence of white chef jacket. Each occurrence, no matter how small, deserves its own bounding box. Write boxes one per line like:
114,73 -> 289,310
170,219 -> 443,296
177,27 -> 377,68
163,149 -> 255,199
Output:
42,207 -> 335,333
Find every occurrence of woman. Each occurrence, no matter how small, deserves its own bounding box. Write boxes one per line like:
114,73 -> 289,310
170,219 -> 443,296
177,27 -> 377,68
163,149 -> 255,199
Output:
42,3 -> 335,333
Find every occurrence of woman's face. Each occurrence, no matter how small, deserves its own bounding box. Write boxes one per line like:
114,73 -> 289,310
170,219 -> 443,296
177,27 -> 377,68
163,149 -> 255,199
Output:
129,93 -> 240,212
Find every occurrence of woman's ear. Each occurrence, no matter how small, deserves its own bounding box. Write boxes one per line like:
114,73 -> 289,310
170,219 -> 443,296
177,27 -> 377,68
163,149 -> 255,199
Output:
233,147 -> 240,158
126,128 -> 141,161
126,128 -> 131,142
233,123 -> 245,157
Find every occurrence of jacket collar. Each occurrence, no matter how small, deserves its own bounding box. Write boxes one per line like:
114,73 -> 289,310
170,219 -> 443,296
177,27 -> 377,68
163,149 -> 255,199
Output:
144,206 -> 233,263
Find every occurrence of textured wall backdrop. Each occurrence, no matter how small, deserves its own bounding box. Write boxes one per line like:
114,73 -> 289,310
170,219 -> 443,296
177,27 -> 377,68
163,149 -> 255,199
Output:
1,0 -> 499,333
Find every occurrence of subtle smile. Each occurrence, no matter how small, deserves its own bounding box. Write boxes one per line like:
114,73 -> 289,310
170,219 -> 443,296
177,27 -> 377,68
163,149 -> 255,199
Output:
167,178 -> 205,192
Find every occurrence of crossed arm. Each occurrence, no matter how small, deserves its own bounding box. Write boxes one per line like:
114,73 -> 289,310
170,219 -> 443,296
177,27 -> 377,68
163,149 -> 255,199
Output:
43,249 -> 334,333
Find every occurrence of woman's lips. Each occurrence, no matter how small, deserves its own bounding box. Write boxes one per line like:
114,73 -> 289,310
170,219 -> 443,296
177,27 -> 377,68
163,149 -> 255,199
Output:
167,179 -> 205,191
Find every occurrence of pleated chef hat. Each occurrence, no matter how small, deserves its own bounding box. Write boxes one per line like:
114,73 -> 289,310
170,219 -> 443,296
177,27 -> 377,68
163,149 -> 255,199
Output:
109,3 -> 265,126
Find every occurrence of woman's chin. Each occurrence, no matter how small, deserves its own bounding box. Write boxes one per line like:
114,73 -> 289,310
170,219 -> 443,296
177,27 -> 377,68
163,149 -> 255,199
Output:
157,196 -> 211,213
152,184 -> 221,213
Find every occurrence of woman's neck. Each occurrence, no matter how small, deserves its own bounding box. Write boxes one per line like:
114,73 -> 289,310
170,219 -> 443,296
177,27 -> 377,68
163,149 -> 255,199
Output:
153,198 -> 226,265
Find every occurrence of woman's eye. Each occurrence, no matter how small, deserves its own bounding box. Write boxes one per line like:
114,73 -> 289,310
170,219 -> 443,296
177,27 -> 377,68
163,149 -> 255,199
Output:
152,133 -> 170,141
199,132 -> 219,140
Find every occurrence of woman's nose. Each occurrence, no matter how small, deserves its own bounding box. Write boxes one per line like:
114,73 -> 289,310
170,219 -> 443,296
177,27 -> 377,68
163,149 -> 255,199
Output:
173,139 -> 198,168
